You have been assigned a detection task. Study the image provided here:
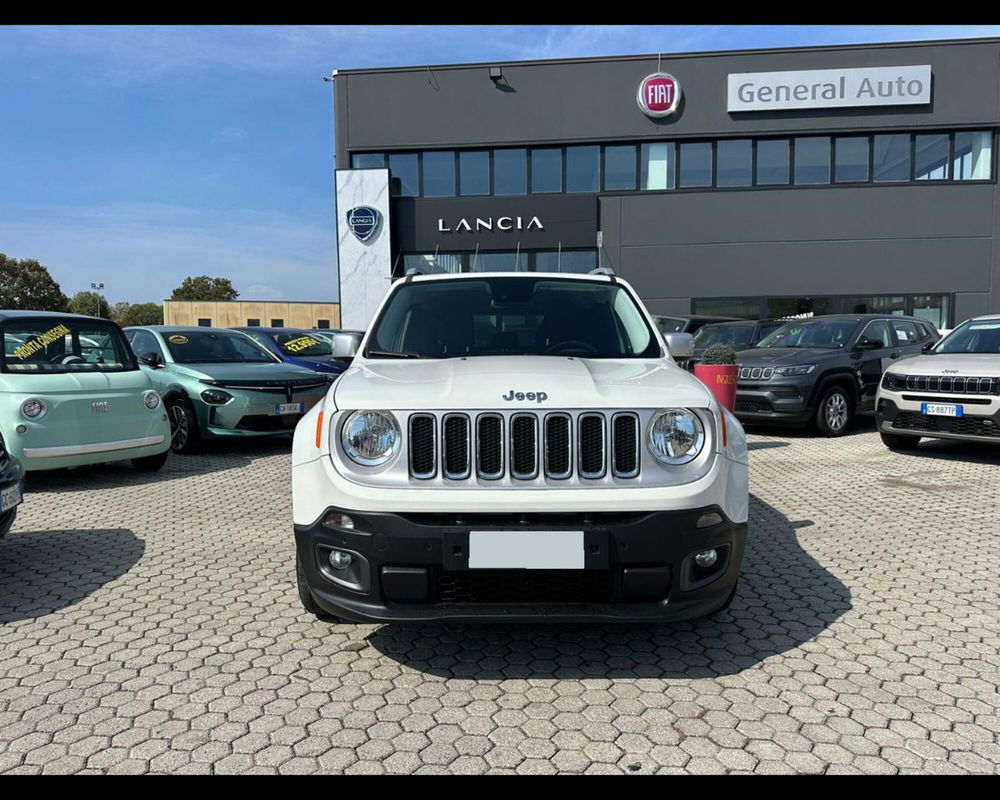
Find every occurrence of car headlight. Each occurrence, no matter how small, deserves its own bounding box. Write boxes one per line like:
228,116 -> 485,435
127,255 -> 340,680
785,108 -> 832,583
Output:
200,389 -> 233,405
341,410 -> 401,467
773,365 -> 816,376
647,408 -> 705,466
21,398 -> 47,420
144,390 -> 162,410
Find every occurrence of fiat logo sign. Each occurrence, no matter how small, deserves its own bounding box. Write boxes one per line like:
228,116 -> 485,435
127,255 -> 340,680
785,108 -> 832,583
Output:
637,72 -> 681,118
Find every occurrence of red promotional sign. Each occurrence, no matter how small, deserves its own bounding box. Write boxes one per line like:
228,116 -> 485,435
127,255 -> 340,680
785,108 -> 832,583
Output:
637,73 -> 681,118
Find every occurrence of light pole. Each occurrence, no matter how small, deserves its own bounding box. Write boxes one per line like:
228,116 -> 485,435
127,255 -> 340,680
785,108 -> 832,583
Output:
90,282 -> 104,318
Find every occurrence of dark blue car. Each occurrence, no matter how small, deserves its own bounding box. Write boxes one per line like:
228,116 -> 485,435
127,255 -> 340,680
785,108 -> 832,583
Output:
232,327 -> 347,376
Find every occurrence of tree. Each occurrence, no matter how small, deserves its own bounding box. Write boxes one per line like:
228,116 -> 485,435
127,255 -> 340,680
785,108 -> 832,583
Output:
170,276 -> 239,302
113,302 -> 163,326
67,290 -> 112,319
0,253 -> 69,311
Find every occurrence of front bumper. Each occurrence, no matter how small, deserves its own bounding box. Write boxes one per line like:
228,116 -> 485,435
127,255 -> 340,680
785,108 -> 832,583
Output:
295,506 -> 747,623
201,390 -> 328,438
733,380 -> 811,424
876,395 -> 1000,443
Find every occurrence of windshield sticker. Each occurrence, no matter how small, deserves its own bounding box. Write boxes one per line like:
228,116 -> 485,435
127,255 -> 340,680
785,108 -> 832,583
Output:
11,324 -> 71,360
168,335 -> 189,344
283,335 -> 321,353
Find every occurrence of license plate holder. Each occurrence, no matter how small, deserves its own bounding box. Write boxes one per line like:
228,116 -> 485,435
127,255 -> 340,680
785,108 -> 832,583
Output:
1,481 -> 23,514
921,402 -> 962,418
443,529 -> 609,571
275,403 -> 305,416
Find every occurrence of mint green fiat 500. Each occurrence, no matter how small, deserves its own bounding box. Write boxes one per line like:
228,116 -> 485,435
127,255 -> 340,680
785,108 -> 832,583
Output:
0,311 -> 171,472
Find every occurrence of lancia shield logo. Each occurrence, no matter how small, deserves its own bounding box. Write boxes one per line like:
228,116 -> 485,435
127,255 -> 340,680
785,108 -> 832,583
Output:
346,206 -> 381,242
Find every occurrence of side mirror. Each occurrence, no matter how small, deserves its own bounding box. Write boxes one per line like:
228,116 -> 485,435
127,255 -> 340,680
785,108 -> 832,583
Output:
663,332 -> 694,361
332,333 -> 362,359
921,342 -> 936,353
139,352 -> 162,368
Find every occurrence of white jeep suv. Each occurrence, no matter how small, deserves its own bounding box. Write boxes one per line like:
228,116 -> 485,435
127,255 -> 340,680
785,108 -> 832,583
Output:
876,314 -> 1000,449
291,270 -> 749,623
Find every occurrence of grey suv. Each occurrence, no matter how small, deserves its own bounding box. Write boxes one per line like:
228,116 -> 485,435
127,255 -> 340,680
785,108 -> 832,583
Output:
733,314 -> 940,436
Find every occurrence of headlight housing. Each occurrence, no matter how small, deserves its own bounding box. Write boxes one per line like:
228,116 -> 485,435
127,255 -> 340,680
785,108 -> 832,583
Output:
200,389 -> 233,405
341,410 -> 401,467
647,408 -> 705,466
773,365 -> 816,376
21,398 -> 47,420
144,390 -> 162,410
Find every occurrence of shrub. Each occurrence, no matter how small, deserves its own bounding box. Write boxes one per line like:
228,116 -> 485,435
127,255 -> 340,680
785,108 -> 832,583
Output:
701,343 -> 737,365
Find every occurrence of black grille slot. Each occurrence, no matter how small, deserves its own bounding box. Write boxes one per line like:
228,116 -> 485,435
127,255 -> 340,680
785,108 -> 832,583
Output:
544,414 -> 571,479
578,414 -> 606,478
409,414 -> 436,478
442,414 -> 470,479
510,414 -> 538,479
477,414 -> 503,479
952,417 -> 1000,437
438,569 -> 615,604
893,411 -> 1000,438
612,414 -> 639,477
893,412 -> 939,432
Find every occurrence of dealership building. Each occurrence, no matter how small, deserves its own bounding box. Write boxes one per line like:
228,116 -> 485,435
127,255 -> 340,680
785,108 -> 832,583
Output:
332,37 -> 1000,331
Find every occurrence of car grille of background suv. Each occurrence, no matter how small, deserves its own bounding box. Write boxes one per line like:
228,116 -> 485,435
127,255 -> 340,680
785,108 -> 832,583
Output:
882,373 -> 1000,395
739,366 -> 774,381
407,411 -> 641,482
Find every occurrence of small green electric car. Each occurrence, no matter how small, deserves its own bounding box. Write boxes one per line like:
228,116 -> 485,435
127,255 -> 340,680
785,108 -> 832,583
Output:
0,311 -> 171,472
124,326 -> 333,454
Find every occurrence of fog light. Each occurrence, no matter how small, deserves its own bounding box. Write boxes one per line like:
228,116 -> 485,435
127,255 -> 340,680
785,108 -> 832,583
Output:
697,512 -> 723,529
323,512 -> 354,530
328,550 -> 353,570
15,425 -> 27,434
694,549 -> 718,568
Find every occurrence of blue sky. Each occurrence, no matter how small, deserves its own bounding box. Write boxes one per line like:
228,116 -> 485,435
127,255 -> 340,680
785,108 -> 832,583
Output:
2,25 -> 999,305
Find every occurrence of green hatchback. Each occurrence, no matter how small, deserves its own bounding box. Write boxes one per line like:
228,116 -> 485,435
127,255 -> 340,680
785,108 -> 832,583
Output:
0,311 -> 171,472
124,326 -> 332,454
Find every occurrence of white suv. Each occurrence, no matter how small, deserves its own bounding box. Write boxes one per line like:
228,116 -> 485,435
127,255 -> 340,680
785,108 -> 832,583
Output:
291,270 -> 749,623
876,314 -> 1000,449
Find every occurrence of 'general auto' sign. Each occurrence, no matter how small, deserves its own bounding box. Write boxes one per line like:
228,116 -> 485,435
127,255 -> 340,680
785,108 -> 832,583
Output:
727,65 -> 931,112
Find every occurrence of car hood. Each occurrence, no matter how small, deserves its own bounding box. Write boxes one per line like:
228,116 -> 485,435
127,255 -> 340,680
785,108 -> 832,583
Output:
333,355 -> 713,410
885,353 -> 1000,377
734,347 -> 838,366
167,362 -> 327,383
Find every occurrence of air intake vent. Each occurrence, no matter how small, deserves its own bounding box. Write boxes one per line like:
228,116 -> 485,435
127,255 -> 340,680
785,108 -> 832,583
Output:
578,413 -> 606,479
510,413 -> 539,479
442,414 -> 470,479
544,414 -> 571,479
612,413 -> 639,477
476,414 -> 504,479
408,414 -> 436,478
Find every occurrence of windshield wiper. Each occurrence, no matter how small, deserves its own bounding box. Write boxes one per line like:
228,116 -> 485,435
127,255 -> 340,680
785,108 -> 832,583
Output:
365,349 -> 422,359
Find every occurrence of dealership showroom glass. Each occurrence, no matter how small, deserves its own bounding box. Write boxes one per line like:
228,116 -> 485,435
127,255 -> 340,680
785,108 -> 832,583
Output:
331,37 -> 1000,332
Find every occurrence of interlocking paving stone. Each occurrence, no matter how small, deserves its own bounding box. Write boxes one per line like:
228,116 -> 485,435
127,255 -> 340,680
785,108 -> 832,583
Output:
1,428 -> 999,774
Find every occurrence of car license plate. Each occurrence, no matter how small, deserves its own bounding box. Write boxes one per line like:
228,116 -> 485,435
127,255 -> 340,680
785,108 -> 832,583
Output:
1,482 -> 22,514
921,402 -> 962,417
468,530 -> 584,570
275,403 -> 305,415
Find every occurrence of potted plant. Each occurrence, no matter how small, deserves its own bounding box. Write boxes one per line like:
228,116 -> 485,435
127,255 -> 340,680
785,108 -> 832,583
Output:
694,343 -> 738,413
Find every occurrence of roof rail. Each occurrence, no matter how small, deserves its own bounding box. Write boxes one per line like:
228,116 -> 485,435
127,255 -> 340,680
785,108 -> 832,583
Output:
404,266 -> 427,277
589,266 -> 616,277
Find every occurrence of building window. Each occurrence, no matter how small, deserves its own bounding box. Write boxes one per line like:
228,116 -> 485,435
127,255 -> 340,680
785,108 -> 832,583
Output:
246,318 -> 260,327
692,297 -> 763,319
835,136 -> 869,183
459,151 -> 490,195
388,153 -> 419,196
953,131 -> 992,180
316,319 -> 330,329
695,294 -> 952,328
351,152 -> 385,169
914,134 -> 950,180
470,252 -> 529,272
603,145 -> 637,191
405,253 -> 463,274
716,139 -> 752,187
641,142 -> 674,190
678,142 -> 712,188
530,148 -> 562,193
566,146 -> 600,193
197,318 -> 212,327
873,134 -> 910,182
794,137 -> 831,184
912,295 -> 949,329
422,150 -> 455,197
756,139 -> 790,185
493,148 -> 527,195
535,250 -> 597,273
271,318 -> 284,328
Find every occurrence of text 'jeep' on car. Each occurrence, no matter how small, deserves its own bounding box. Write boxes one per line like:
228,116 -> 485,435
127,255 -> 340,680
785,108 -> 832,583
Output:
876,315 -> 1000,449
292,270 -> 749,623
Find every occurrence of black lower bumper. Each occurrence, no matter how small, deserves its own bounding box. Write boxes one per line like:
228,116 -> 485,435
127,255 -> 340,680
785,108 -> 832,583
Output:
877,398 -> 1000,441
733,385 -> 811,425
294,506 -> 747,623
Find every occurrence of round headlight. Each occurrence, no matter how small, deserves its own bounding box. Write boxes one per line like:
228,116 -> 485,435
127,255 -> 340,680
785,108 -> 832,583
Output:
341,410 -> 400,467
144,390 -> 161,410
647,408 -> 705,466
21,398 -> 47,420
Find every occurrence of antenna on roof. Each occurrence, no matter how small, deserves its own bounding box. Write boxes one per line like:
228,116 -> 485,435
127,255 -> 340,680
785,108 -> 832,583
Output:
515,241 -> 521,270
589,267 -> 616,277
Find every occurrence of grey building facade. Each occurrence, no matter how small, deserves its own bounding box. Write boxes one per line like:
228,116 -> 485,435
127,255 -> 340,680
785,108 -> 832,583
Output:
333,37 -> 1000,330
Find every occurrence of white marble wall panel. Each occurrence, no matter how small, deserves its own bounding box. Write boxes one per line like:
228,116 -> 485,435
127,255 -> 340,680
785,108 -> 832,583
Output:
336,168 -> 391,331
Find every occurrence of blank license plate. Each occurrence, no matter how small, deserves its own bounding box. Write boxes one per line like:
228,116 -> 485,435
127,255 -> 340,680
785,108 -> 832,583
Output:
468,530 -> 584,570
921,402 -> 962,418
275,403 -> 305,415
1,482 -> 22,514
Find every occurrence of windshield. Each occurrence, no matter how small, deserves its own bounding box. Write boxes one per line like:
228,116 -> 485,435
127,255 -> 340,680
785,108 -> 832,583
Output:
367,277 -> 660,359
162,330 -> 280,364
933,319 -> 1000,354
1,317 -> 137,374
653,316 -> 686,333
756,319 -> 859,349
692,323 -> 756,350
273,332 -> 333,357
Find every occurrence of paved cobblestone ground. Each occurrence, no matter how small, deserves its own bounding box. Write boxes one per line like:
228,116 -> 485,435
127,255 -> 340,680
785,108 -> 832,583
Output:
1,423 -> 999,774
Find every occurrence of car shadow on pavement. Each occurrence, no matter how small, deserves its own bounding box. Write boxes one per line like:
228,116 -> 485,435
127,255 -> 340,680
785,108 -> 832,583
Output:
743,414 -> 876,439
0,529 -> 144,623
365,494 -> 852,679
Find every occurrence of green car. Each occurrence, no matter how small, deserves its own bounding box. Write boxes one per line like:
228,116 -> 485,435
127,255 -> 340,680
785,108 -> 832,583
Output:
124,326 -> 333,454
0,311 -> 171,472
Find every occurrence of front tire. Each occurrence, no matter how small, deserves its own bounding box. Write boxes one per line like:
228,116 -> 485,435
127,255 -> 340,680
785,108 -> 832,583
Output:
880,431 -> 921,451
132,450 -> 169,472
814,386 -> 853,437
167,398 -> 201,454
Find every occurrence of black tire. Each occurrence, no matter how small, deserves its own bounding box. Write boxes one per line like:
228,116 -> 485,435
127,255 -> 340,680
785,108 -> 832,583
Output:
0,507 -> 15,540
880,431 -> 921,451
166,397 -> 201,454
132,450 -> 169,472
297,552 -> 341,622
814,385 -> 853,437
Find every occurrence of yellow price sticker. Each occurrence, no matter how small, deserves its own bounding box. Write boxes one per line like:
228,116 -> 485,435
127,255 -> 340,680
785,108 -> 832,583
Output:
284,336 -> 320,353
